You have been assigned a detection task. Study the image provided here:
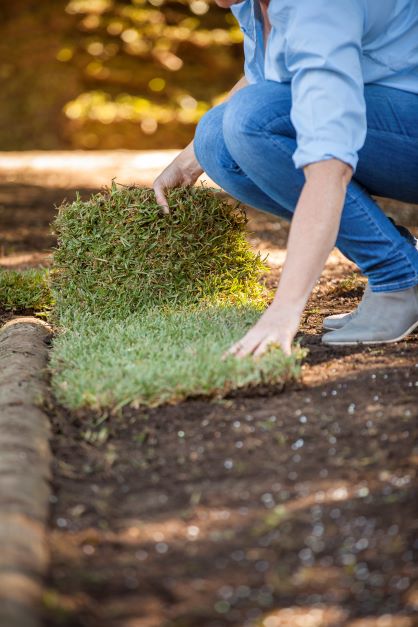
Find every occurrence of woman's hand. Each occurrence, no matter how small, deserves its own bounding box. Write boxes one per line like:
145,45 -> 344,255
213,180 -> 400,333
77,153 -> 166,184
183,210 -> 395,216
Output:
152,141 -> 203,213
225,302 -> 300,358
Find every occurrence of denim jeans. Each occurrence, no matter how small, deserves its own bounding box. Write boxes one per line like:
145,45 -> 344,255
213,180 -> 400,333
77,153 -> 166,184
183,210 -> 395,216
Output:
193,81 -> 418,292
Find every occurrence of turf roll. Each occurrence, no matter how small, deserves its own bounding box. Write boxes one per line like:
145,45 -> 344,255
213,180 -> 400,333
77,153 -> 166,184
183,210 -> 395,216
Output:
52,185 -> 267,317
50,185 -> 302,410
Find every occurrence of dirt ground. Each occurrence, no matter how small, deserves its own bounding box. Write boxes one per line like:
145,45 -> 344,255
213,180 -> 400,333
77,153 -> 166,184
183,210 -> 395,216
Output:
1,170 -> 417,627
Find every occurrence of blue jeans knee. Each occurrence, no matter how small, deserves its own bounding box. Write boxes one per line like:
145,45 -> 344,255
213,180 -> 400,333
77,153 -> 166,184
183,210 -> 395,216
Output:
222,81 -> 294,159
193,103 -> 229,177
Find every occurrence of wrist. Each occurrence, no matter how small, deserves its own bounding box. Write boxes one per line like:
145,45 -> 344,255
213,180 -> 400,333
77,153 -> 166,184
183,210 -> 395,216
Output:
271,289 -> 307,317
264,299 -> 305,332
179,144 -> 203,178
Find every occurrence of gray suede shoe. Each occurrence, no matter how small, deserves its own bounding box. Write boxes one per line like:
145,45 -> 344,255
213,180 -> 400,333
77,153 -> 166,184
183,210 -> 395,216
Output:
323,284 -> 371,331
322,285 -> 418,346
323,231 -> 418,332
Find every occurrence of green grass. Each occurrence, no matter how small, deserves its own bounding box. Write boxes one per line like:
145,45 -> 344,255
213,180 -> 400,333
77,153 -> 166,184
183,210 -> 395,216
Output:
0,268 -> 52,314
51,304 -> 303,410
50,185 -> 303,410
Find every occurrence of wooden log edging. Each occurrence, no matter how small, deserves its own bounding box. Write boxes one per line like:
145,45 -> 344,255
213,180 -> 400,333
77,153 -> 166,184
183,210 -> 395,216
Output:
0,317 -> 53,627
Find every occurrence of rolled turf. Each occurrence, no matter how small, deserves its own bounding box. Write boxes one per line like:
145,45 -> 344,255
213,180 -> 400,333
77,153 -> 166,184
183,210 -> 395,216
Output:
50,185 -> 302,410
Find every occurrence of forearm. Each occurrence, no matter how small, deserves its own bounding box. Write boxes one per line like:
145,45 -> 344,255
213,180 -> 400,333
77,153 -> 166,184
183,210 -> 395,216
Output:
271,160 -> 352,320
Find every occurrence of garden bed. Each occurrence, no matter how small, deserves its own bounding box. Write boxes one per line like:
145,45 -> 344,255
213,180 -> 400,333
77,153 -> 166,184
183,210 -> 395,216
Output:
43,275 -> 418,627
1,173 -> 417,627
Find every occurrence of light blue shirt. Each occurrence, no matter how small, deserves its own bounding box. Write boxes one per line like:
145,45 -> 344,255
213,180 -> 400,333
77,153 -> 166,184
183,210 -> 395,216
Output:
230,0 -> 418,170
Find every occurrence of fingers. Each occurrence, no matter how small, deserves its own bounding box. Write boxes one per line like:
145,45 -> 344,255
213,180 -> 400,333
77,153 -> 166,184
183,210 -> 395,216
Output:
223,333 -> 290,360
252,336 -> 291,357
152,159 -> 195,214
153,184 -> 170,214
253,336 -> 277,358
222,332 -> 253,360
222,342 -> 242,361
280,341 -> 292,357
223,331 -> 264,360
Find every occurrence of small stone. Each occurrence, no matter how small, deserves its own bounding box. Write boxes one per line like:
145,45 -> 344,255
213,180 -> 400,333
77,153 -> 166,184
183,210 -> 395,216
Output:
82,544 -> 95,555
255,560 -> 269,572
155,542 -> 168,554
56,517 -> 67,528
187,525 -> 200,539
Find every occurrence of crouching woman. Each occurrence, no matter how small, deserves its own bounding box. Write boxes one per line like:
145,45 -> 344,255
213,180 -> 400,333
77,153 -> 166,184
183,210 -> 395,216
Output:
153,0 -> 418,356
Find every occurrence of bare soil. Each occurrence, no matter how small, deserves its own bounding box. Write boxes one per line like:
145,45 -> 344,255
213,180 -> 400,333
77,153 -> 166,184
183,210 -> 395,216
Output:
1,177 -> 417,627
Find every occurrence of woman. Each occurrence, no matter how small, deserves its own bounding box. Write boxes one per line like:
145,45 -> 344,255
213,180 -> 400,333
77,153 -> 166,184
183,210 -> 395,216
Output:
153,0 -> 418,356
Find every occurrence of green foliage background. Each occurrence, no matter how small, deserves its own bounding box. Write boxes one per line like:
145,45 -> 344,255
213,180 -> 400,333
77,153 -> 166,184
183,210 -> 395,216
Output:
0,0 -> 244,150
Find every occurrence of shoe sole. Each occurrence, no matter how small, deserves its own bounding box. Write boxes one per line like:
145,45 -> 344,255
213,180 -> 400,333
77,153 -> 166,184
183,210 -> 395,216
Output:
322,319 -> 418,346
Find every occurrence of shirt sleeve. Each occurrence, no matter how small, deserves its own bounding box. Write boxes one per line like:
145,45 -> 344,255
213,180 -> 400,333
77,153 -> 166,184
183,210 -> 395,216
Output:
230,0 -> 265,85
269,0 -> 367,171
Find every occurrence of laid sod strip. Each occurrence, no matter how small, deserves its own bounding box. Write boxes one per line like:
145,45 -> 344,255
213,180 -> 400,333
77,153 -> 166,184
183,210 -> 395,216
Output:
0,268 -> 52,314
50,186 -> 303,410
50,304 -> 302,410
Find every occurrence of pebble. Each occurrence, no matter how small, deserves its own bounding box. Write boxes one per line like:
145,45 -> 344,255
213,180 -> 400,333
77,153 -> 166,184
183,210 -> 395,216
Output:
155,542 -> 168,554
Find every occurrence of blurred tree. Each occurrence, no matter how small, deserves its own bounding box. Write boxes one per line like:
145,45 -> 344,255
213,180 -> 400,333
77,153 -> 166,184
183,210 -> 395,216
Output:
0,0 -> 244,150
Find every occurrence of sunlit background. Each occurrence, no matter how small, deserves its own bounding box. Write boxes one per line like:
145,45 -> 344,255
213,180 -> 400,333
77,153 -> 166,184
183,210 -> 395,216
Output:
1,0 -> 244,151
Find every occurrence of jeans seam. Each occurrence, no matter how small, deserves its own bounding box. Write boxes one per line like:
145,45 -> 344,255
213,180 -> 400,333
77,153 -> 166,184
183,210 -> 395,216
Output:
261,114 -> 295,140
219,158 -> 242,173
244,121 -> 295,163
349,191 -> 395,246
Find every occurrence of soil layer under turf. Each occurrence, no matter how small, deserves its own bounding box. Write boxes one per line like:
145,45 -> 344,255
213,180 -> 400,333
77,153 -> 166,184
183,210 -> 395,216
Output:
43,269 -> 418,627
